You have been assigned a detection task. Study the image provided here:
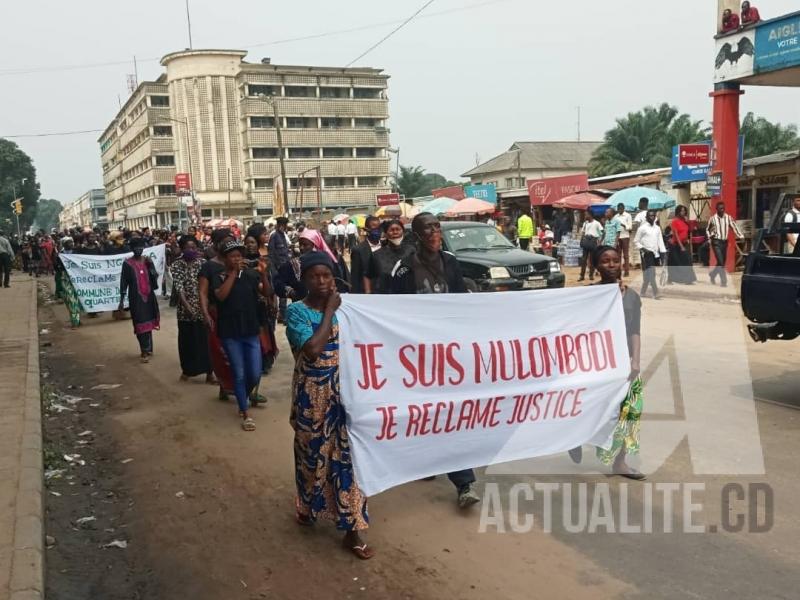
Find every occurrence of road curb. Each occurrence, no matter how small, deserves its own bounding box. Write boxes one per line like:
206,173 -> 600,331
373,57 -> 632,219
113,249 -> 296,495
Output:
9,282 -> 43,600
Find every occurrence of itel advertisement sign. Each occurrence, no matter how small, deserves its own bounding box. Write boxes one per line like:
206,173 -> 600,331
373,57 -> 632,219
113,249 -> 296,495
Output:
526,174 -> 588,206
175,173 -> 192,195
678,144 -> 711,166
376,193 -> 401,207
432,185 -> 466,200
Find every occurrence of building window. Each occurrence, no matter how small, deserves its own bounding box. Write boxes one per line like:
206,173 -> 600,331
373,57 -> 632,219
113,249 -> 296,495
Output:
288,177 -> 318,189
286,117 -> 315,129
322,147 -> 349,158
354,118 -> 378,129
288,148 -> 314,159
325,177 -> 355,188
353,88 -> 381,99
201,209 -> 213,218
505,178 -> 515,188
150,95 -> 170,107
253,178 -> 274,190
356,148 -> 379,158
284,86 -> 314,97
152,125 -> 172,137
248,84 -> 279,97
319,87 -> 349,98
155,155 -> 175,167
252,147 -> 280,159
250,116 -> 275,128
358,177 -> 381,187
96,207 -> 107,217
157,185 -> 176,196
320,117 -> 347,129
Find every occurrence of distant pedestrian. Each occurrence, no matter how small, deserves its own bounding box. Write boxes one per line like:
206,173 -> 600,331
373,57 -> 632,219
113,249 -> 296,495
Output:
634,209 -> 666,299
345,220 -> 358,253
667,205 -> 697,285
706,202 -> 744,287
613,203 -> 633,277
267,217 -> 291,322
784,195 -> 800,256
0,230 -> 13,288
119,237 -> 160,362
517,209 -> 534,251
349,216 -> 382,294
335,220 -> 347,254
578,211 -> 603,282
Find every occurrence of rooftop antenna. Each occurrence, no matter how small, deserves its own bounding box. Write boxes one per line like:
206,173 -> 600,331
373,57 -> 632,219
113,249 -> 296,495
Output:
126,74 -> 137,94
185,0 -> 194,49
133,55 -> 139,86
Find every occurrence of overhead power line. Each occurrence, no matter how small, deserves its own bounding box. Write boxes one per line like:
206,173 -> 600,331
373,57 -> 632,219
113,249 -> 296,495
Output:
1,129 -> 105,138
346,0 -> 436,67
0,0 -> 511,77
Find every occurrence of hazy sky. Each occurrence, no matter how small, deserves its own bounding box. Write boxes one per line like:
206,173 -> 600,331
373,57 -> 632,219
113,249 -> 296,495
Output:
2,0 -> 799,204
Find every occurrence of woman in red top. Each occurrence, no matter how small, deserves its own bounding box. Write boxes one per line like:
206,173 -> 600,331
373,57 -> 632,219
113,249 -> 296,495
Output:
667,205 -> 697,285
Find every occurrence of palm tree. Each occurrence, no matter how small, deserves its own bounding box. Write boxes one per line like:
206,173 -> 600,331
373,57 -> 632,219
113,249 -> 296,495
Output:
589,104 -> 708,177
740,112 -> 800,159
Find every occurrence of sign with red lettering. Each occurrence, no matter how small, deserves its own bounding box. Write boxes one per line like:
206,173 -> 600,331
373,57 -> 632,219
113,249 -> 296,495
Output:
432,185 -> 466,200
678,144 -> 711,166
526,174 -> 588,206
175,173 -> 192,195
376,193 -> 400,207
336,286 -> 630,495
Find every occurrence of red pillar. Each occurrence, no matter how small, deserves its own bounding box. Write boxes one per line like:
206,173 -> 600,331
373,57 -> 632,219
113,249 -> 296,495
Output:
709,83 -> 743,272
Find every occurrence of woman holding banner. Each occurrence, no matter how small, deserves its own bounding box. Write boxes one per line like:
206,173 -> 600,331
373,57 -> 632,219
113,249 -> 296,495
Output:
286,251 -> 373,560
119,237 -> 160,363
570,245 -> 645,480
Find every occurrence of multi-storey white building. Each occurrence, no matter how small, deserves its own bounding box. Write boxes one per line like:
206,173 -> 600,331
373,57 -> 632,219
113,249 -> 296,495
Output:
98,49 -> 392,229
58,189 -> 107,230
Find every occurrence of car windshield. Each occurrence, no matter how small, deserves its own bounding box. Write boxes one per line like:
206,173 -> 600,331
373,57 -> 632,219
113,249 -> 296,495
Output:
444,226 -> 514,252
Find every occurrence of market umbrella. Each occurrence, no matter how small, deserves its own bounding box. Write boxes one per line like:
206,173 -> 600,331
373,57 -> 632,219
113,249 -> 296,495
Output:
333,213 -> 350,224
445,197 -> 496,217
350,214 -> 367,228
553,192 -> 610,211
609,187 -> 676,211
376,203 -> 420,218
420,197 -> 458,215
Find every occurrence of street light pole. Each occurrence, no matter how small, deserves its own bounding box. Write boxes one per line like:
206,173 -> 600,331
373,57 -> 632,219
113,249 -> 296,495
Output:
258,94 -> 289,217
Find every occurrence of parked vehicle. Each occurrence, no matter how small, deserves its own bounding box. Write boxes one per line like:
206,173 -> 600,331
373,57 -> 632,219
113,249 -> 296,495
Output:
741,193 -> 800,342
437,221 -> 565,292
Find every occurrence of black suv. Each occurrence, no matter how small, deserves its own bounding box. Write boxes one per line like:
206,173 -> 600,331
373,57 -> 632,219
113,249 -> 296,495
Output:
438,221 -> 564,292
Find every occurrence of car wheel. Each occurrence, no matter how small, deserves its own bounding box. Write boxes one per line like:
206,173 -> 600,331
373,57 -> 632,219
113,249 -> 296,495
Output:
464,277 -> 479,293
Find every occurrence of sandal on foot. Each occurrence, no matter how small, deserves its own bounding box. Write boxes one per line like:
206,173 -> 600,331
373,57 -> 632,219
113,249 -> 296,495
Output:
242,417 -> 256,431
296,512 -> 314,527
344,541 -> 374,560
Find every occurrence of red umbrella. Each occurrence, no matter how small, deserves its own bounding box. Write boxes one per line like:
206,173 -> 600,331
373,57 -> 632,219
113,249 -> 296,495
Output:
445,197 -> 496,217
553,192 -> 609,211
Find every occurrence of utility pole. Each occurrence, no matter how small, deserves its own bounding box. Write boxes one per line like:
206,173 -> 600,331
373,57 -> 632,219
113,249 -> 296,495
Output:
259,94 -> 289,217
185,0 -> 193,49
577,106 -> 582,142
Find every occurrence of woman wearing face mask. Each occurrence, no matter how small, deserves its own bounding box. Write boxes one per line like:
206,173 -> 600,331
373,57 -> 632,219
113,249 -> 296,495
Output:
119,237 -> 160,363
364,219 -> 412,294
244,234 -> 279,376
171,235 -> 215,383
349,216 -> 382,294
278,229 -> 350,298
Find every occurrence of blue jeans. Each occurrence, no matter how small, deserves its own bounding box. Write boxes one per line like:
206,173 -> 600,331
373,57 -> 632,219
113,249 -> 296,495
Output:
221,336 -> 262,412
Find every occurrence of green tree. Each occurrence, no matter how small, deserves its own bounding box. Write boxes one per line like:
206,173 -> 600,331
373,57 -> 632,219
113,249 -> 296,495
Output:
589,104 -> 708,177
33,198 -> 63,232
740,112 -> 800,159
0,139 -> 40,233
394,165 -> 459,198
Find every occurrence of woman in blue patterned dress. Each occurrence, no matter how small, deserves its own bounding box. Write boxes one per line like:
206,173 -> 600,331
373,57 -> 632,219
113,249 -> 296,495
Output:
285,252 -> 374,560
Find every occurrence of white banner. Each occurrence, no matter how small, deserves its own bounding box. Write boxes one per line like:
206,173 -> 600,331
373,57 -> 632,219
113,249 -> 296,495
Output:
337,286 -> 632,496
60,244 -> 166,313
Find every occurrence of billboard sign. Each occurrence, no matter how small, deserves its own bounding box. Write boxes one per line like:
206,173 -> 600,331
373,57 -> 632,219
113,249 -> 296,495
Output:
432,185 -> 466,200
376,193 -> 401,207
707,172 -> 723,196
526,174 -> 588,206
714,30 -> 755,83
464,184 -> 497,204
754,13 -> 800,72
678,143 -> 711,166
671,136 -> 744,184
175,173 -> 192,195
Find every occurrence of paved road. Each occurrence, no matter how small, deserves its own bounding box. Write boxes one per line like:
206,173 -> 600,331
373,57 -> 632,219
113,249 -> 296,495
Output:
40,284 -> 799,599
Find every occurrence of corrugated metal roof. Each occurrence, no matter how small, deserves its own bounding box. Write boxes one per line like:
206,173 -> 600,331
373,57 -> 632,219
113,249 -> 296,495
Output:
742,150 -> 800,167
462,141 -> 602,177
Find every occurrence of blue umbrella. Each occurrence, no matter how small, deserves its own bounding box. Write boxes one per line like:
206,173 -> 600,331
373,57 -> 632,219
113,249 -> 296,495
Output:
608,187 -> 677,212
420,197 -> 458,215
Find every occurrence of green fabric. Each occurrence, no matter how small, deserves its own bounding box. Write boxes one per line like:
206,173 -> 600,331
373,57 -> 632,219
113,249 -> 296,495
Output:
60,271 -> 81,327
596,377 -> 643,465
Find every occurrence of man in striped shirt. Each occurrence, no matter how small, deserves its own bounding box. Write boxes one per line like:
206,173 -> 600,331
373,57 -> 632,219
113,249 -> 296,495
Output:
707,202 -> 744,287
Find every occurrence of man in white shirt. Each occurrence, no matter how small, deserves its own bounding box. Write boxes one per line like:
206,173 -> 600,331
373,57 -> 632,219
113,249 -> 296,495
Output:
345,220 -> 358,254
613,203 -> 633,277
633,197 -> 649,226
706,201 -> 744,287
634,210 -> 666,299
335,221 -> 347,255
784,195 -> 800,257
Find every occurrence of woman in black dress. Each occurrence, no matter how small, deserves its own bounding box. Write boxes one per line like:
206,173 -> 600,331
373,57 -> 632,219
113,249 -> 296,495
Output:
118,237 -> 160,363
365,219 -> 413,294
